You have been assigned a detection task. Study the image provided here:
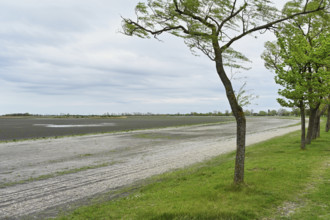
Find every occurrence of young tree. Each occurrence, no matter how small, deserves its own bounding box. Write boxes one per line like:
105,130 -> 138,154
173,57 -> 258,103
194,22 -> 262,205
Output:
311,33 -> 330,133
306,29 -> 329,143
262,33 -> 309,149
122,0 -> 325,184
262,0 -> 329,148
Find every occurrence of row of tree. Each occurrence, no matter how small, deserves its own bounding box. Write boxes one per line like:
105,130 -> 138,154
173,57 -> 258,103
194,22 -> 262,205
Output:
3,109 -> 305,117
122,0 -> 328,184
187,108 -> 324,116
262,0 -> 329,150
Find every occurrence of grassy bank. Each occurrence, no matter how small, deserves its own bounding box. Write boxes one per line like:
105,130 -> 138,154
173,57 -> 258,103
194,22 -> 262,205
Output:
58,127 -> 329,220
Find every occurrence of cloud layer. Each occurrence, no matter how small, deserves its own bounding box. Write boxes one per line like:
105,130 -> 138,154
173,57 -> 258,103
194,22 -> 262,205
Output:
0,0 -> 287,115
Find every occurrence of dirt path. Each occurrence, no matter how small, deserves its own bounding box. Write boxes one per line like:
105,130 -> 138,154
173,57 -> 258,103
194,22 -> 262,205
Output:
0,118 -> 299,219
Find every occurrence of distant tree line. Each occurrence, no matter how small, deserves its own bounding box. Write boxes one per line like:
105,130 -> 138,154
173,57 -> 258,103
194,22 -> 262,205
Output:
3,108 -> 327,118
2,113 -> 37,117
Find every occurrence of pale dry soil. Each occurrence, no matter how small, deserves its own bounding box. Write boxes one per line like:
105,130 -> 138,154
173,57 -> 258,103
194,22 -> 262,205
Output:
0,118 -> 299,219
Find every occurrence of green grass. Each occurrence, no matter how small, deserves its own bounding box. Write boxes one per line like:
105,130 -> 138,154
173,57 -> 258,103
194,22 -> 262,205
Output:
290,170 -> 330,220
57,126 -> 329,220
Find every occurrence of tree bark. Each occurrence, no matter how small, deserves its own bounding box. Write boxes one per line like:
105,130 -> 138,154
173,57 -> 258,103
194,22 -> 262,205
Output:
215,54 -> 246,184
234,113 -> 246,183
312,105 -> 328,138
317,118 -> 320,138
313,109 -> 320,139
306,105 -> 319,144
316,105 -> 328,136
326,104 -> 330,132
300,102 -> 306,150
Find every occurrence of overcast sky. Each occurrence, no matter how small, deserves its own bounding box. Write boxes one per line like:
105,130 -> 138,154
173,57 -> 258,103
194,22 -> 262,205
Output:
0,0 -> 290,115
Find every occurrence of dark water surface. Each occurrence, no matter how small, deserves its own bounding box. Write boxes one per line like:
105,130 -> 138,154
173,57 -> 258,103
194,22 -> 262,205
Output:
0,116 -> 233,141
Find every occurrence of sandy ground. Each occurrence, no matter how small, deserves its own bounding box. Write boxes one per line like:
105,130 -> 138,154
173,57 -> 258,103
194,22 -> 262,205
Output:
0,118 -> 300,219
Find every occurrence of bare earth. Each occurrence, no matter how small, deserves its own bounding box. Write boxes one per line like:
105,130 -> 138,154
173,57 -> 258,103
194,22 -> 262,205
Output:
0,118 -> 299,219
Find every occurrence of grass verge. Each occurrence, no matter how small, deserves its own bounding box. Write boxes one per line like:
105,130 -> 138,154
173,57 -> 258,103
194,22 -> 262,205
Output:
57,126 -> 329,220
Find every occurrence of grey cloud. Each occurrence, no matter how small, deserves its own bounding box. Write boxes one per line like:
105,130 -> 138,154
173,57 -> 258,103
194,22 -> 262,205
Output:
0,0 -> 285,115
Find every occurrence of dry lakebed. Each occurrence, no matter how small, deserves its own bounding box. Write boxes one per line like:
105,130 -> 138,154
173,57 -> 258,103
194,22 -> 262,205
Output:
0,117 -> 300,219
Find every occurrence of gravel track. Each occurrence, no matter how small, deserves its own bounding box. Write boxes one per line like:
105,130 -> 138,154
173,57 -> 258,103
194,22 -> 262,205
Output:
0,118 -> 300,219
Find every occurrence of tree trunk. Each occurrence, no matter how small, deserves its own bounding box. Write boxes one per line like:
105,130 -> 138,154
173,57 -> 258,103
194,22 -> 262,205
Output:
300,102 -> 306,150
306,108 -> 316,144
326,104 -> 330,132
313,105 -> 327,138
312,109 -> 320,140
234,113 -> 246,183
315,114 -> 320,138
306,106 -> 319,144
215,55 -> 246,184
317,118 -> 320,138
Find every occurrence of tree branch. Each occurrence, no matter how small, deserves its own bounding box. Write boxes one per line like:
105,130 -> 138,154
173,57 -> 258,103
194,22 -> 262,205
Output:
123,18 -> 212,39
304,0 -> 310,12
206,16 -> 221,30
219,3 -> 247,32
222,5 -> 324,51
195,38 -> 216,61
231,0 -> 238,16
173,0 -> 216,31
294,21 -> 308,37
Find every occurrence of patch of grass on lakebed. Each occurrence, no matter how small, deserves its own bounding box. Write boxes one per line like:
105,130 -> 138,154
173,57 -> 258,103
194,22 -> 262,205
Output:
58,125 -> 329,220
